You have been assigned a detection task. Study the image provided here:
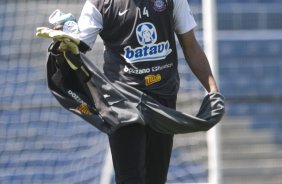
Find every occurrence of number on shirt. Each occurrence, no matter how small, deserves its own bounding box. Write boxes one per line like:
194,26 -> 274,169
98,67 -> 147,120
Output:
137,7 -> 149,18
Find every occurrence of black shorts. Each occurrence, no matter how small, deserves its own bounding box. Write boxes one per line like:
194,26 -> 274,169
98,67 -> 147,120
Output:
108,93 -> 177,184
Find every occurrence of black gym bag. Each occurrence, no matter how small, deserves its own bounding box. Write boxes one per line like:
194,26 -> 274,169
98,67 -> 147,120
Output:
46,42 -> 225,135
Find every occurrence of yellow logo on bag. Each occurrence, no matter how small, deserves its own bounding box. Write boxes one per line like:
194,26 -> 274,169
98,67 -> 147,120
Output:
145,74 -> 162,86
76,103 -> 93,115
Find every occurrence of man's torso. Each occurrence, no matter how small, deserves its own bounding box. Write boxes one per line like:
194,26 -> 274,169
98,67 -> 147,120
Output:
90,0 -> 179,96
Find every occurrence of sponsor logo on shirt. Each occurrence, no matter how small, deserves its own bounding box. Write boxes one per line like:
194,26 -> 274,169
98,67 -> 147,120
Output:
145,74 -> 162,86
124,65 -> 151,75
122,22 -> 172,63
123,63 -> 174,75
151,63 -> 173,72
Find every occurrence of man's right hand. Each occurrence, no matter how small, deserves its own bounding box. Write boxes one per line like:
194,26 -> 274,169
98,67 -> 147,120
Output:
36,27 -> 80,54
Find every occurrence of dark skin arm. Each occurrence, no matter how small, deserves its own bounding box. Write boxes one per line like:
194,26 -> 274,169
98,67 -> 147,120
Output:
177,30 -> 219,93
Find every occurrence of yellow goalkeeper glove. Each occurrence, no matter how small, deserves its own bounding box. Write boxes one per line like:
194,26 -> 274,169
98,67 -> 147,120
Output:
36,27 -> 80,55
36,27 -> 89,75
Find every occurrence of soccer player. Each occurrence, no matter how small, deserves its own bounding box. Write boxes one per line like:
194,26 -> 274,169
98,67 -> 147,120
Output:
39,0 -> 220,183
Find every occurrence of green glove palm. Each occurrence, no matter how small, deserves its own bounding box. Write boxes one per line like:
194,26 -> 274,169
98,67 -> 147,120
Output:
36,27 -> 80,54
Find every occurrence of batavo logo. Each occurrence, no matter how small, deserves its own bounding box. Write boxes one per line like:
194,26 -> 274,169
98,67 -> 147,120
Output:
75,103 -> 93,115
145,74 -> 162,86
123,22 -> 171,63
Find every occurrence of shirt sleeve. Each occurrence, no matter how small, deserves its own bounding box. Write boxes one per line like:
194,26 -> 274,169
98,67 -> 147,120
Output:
76,0 -> 103,49
173,0 -> 197,34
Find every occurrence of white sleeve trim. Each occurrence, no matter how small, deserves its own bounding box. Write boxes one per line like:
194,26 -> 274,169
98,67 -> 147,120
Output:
77,0 -> 103,48
173,0 -> 197,34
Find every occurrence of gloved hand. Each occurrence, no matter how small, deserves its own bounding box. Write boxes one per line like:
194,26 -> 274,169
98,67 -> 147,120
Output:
36,27 -> 80,54
36,27 -> 87,74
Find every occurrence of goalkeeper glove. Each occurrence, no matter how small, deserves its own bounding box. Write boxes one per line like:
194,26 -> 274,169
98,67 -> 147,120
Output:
36,27 -> 80,54
36,27 -> 89,76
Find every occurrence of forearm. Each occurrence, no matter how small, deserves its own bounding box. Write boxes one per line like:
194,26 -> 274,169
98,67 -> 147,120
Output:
177,31 -> 219,93
186,44 -> 218,93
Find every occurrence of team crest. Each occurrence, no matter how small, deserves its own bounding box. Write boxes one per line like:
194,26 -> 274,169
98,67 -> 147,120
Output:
151,0 -> 167,12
